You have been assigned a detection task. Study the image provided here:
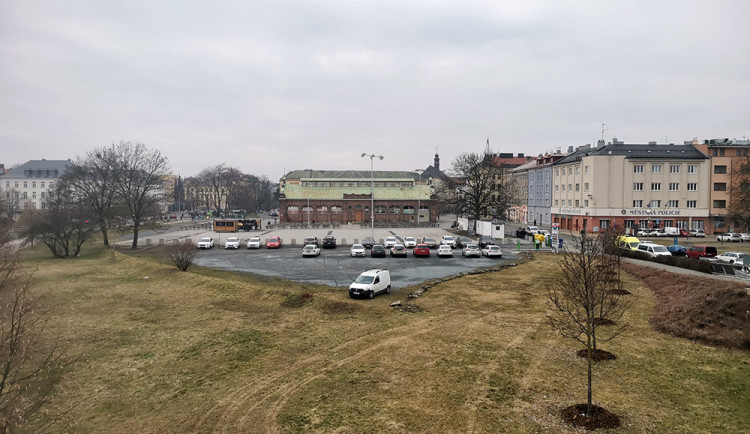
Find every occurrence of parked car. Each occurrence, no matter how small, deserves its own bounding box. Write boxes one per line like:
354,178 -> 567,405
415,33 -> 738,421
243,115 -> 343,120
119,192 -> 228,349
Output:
196,237 -> 214,249
679,228 -> 690,237
371,245 -> 386,257
482,245 -> 503,257
715,251 -> 745,264
384,237 -> 398,248
349,269 -> 391,299
690,229 -> 706,237
350,244 -> 366,257
437,245 -> 453,257
636,229 -> 649,237
647,229 -> 663,237
302,244 -> 321,257
246,237 -> 261,249
303,236 -> 319,246
666,244 -> 688,257
421,237 -> 438,248
686,245 -> 718,259
390,244 -> 407,257
440,235 -> 456,248
729,233 -> 742,242
224,237 -> 241,249
462,244 -> 481,257
266,236 -> 282,248
716,233 -> 732,242
455,236 -> 474,248
322,235 -> 337,248
740,233 -> 750,242
361,237 -> 375,249
403,237 -> 417,248
413,244 -> 430,257
268,210 -> 278,217
636,243 -> 672,257
478,235 -> 496,248
525,225 -> 540,234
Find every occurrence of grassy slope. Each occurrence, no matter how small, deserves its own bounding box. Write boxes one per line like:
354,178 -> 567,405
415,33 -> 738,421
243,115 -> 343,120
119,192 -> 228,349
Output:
21,246 -> 750,433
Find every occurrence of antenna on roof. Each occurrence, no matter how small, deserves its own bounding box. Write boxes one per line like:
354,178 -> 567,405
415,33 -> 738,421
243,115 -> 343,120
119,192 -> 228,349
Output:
601,123 -> 607,141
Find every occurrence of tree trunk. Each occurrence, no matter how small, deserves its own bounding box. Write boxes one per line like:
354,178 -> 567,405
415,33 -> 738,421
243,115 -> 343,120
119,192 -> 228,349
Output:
131,224 -> 139,249
100,220 -> 109,246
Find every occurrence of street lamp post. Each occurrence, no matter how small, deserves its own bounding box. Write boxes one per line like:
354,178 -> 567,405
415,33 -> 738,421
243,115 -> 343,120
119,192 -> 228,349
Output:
414,169 -> 423,225
362,153 -> 384,241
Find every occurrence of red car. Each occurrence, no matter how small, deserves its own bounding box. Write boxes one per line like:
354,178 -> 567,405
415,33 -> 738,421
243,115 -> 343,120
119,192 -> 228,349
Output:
266,236 -> 282,248
413,244 -> 430,257
685,245 -> 717,259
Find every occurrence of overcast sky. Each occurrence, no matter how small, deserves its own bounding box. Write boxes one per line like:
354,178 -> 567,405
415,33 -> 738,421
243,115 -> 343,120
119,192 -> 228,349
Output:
1,1 -> 748,181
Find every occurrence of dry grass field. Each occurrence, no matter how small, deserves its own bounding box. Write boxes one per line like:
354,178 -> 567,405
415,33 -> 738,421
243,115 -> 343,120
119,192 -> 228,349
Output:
18,245 -> 750,433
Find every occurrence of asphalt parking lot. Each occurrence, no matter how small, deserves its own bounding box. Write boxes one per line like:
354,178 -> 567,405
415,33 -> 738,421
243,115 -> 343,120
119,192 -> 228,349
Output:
194,246 -> 518,292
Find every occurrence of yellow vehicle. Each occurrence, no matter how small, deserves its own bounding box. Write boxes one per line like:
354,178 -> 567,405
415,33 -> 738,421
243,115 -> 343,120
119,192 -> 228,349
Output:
616,235 -> 641,251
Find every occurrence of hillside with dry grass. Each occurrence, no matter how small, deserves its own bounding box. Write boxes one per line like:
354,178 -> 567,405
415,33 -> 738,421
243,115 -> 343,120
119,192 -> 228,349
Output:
17,247 -> 750,433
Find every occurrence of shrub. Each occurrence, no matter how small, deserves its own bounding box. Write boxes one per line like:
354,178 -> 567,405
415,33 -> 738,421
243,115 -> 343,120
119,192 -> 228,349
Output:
167,241 -> 198,271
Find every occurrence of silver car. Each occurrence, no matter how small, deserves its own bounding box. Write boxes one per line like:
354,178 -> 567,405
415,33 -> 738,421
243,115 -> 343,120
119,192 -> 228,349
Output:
462,244 -> 480,258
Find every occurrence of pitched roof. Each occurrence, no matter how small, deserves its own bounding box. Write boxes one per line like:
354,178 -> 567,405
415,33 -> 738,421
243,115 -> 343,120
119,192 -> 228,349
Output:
0,159 -> 72,179
284,169 -> 420,180
554,143 -> 707,165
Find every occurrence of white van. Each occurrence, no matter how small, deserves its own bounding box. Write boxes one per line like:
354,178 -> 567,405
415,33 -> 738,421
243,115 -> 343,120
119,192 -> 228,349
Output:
636,243 -> 672,258
349,269 -> 391,299
663,227 -> 680,236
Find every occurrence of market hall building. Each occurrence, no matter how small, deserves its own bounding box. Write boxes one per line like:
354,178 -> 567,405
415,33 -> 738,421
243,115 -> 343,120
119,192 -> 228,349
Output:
278,170 -> 436,224
550,139 -> 711,234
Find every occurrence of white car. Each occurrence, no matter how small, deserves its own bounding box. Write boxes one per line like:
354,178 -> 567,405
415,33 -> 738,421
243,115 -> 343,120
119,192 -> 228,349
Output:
403,237 -> 417,248
740,233 -> 750,242
196,237 -> 214,249
462,244 -> 481,257
636,229 -> 649,237
636,243 -> 671,257
302,244 -> 321,257
690,229 -> 706,238
440,235 -> 456,247
437,244 -> 453,257
224,237 -> 241,249
349,269 -> 391,299
246,237 -> 262,249
350,244 -> 366,257
482,245 -> 503,257
384,236 -> 398,248
715,251 -> 745,264
716,233 -> 733,242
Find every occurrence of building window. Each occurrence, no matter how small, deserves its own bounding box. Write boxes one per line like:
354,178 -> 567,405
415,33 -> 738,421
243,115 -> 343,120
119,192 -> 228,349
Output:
737,149 -> 743,157
651,182 -> 661,191
4,181 -> 8,188
576,167 -> 580,174
584,165 -> 589,174
23,181 -> 27,188
302,206 -> 313,214
584,199 -> 589,207
584,182 -> 589,191
555,168 -> 559,176
567,200 -> 572,206
331,206 -> 342,214
670,165 -> 680,174
633,182 -> 643,191
600,219 -> 610,229
402,206 -> 414,215
667,200 -> 679,208
22,192 -> 27,199
575,200 -> 580,207
633,200 -> 643,208
41,192 -> 46,199
687,200 -> 696,208
688,165 -> 697,174
575,184 -> 580,192
32,191 -> 36,198
652,165 -> 662,173
649,200 -> 660,208
713,200 -> 726,208
568,168 -> 572,175
287,206 -> 299,214
561,185 -> 565,191
639,220 -> 649,229
568,184 -> 572,191
687,183 -> 697,191
713,183 -> 727,191
41,181 -> 45,188
669,183 -> 679,191
633,165 -> 644,173
713,165 -> 727,174
317,206 -> 328,214
554,200 -> 558,206
624,219 -> 635,229
555,185 -> 559,192
389,206 -> 400,214
32,181 -> 36,188
374,206 -> 386,214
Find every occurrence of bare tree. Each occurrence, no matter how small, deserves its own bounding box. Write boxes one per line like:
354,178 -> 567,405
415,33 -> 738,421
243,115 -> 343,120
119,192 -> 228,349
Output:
0,239 -> 60,431
32,180 -> 97,258
547,233 -> 629,417
437,152 -> 496,232
727,156 -> 750,232
113,141 -> 170,249
65,147 -> 121,246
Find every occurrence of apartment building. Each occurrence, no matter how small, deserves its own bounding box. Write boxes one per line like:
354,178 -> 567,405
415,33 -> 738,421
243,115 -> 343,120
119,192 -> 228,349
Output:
527,152 -> 566,227
551,139 -> 710,234
0,159 -> 72,210
693,138 -> 750,232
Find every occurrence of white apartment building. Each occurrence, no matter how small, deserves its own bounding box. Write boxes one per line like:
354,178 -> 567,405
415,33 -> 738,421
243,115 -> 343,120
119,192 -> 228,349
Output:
0,159 -> 72,210
551,140 -> 710,234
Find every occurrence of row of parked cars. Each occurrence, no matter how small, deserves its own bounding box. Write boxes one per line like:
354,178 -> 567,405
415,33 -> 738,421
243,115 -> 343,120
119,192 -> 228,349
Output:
635,228 -> 706,238
716,232 -> 750,242
616,235 -> 748,266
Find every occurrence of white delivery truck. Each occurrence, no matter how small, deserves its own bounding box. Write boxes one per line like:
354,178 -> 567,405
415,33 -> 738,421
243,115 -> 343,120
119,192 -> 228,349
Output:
349,269 -> 391,299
